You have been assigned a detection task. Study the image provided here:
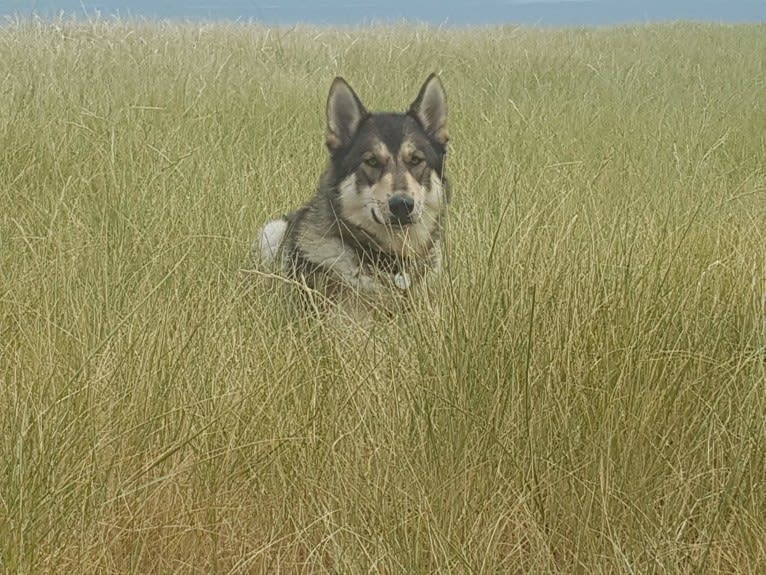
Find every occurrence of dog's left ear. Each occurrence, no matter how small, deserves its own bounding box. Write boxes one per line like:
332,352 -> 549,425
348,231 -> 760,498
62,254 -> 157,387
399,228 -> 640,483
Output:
409,74 -> 448,146
326,77 -> 369,152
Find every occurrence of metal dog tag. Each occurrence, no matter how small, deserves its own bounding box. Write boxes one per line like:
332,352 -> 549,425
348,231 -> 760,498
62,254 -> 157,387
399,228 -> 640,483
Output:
394,272 -> 411,290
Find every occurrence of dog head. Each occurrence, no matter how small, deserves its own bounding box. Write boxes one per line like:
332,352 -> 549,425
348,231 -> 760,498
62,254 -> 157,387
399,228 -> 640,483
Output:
325,75 -> 449,256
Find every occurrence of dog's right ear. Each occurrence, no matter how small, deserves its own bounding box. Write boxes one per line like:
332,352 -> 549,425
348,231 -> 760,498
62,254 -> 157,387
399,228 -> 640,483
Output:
409,73 -> 448,146
325,77 -> 368,152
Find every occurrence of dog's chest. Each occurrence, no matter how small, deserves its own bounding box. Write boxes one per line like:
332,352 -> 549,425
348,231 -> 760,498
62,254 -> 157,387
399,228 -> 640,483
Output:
356,244 -> 438,291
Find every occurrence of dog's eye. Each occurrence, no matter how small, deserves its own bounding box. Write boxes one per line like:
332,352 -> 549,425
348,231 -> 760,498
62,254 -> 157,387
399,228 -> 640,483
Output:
364,157 -> 380,168
408,156 -> 423,166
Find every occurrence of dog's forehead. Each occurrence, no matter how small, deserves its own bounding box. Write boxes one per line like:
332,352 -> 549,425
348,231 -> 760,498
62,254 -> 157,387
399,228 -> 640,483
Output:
358,113 -> 431,154
366,139 -> 417,160
370,140 -> 391,158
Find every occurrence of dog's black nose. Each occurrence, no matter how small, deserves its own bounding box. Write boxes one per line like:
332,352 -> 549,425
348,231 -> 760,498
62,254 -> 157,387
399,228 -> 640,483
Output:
389,194 -> 415,221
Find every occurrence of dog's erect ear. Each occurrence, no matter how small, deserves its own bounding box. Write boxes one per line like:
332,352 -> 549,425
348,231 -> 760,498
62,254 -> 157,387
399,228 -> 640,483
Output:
409,74 -> 448,146
326,77 -> 368,152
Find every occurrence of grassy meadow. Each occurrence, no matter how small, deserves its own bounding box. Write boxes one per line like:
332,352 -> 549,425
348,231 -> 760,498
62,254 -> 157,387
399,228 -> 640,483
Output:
1,18 -> 765,573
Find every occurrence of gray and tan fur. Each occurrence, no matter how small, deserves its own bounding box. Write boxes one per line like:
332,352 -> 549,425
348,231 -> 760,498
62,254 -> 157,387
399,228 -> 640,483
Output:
256,74 -> 450,311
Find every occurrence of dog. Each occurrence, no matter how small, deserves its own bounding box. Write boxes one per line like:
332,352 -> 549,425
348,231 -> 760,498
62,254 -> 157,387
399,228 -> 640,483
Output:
256,74 -> 450,313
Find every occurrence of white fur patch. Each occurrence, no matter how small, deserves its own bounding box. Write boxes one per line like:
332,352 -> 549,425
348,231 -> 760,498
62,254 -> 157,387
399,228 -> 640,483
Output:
258,219 -> 287,264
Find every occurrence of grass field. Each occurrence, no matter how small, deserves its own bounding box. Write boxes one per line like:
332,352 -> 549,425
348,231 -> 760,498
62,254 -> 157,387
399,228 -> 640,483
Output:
1,18 -> 765,573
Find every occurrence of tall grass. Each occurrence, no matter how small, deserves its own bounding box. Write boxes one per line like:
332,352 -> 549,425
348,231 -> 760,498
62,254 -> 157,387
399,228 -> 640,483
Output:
1,18 -> 764,573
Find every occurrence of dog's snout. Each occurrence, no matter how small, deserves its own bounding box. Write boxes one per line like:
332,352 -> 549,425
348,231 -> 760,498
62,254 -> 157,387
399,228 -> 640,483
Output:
388,194 -> 415,220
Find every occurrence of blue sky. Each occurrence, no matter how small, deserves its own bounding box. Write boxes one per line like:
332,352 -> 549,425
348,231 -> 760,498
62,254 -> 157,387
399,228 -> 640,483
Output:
2,0 -> 765,25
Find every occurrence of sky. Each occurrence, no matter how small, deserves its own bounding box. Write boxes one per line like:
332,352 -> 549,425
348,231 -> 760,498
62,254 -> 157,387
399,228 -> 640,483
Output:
2,0 -> 765,26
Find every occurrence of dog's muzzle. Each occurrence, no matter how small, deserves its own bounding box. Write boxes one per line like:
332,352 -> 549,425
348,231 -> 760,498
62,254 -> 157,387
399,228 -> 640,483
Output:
388,193 -> 416,225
